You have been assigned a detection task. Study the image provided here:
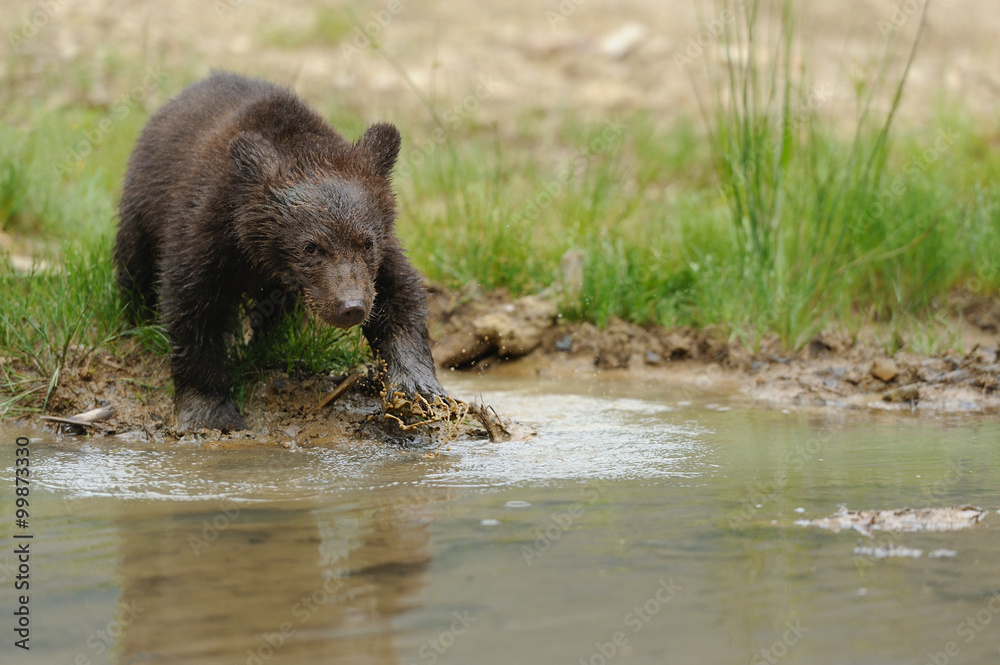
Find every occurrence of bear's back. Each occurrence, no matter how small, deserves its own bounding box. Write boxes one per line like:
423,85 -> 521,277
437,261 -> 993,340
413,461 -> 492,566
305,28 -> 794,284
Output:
120,73 -> 349,232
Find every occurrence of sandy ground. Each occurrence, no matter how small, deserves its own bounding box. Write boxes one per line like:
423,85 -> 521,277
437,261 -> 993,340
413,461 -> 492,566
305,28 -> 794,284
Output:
3,0 -> 1000,130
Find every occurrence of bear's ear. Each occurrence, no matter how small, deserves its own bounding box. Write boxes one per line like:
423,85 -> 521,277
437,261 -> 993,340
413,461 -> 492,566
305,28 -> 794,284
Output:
228,132 -> 280,183
355,122 -> 401,178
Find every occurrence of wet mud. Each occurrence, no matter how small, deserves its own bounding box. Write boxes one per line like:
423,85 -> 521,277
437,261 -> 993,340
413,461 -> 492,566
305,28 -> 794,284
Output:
8,288 -> 1000,440
431,288 -> 1000,414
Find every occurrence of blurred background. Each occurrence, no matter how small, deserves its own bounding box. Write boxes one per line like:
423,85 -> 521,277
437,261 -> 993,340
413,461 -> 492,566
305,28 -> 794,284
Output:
4,0 -> 1000,125
2,0 -> 999,362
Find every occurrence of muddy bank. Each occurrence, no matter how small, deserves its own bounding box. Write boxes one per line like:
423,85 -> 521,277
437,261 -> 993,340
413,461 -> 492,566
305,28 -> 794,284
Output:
9,287 -> 1000,440
23,350 -> 371,444
23,349 -> 507,446
429,287 -> 1000,414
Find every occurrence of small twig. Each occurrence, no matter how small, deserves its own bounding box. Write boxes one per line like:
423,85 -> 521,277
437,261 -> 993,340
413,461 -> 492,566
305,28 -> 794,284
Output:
310,373 -> 359,413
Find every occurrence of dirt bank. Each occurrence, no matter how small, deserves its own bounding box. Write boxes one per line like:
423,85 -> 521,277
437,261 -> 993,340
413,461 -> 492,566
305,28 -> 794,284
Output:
9,287 -> 999,441
429,287 -> 1000,414
21,345 -> 509,446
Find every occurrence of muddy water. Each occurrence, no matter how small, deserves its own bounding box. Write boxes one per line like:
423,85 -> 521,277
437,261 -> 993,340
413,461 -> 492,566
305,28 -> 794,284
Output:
2,376 -> 999,665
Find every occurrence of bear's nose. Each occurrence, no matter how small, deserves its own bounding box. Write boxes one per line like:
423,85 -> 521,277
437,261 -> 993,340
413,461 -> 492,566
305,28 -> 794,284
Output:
337,300 -> 367,327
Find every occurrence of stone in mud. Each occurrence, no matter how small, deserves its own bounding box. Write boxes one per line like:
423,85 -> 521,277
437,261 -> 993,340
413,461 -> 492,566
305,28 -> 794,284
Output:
871,357 -> 899,383
437,295 -> 558,367
472,296 -> 558,359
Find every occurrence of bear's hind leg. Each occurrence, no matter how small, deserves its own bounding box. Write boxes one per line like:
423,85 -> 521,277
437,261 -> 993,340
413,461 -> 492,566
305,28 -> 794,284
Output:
113,209 -> 160,323
160,258 -> 247,432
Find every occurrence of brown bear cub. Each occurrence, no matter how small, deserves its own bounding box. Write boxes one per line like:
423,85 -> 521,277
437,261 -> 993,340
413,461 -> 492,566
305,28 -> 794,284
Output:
114,71 -> 445,432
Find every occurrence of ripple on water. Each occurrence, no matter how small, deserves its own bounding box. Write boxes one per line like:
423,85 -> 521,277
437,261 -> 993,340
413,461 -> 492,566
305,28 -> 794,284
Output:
24,388 -> 709,502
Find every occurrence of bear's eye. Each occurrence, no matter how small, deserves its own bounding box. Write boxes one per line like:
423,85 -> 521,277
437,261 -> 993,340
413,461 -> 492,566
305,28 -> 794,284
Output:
364,238 -> 374,251
304,242 -> 318,255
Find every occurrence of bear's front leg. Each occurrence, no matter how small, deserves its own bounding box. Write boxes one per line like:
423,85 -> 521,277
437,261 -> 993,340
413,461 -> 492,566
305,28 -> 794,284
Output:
363,243 -> 445,398
160,258 -> 247,432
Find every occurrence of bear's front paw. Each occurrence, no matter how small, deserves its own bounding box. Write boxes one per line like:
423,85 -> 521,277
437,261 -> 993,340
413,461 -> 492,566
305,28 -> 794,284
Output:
387,363 -> 446,400
175,391 -> 247,432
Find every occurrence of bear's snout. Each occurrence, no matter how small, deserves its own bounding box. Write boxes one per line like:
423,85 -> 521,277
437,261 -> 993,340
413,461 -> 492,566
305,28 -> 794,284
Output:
334,299 -> 368,328
309,294 -> 372,329
302,260 -> 376,329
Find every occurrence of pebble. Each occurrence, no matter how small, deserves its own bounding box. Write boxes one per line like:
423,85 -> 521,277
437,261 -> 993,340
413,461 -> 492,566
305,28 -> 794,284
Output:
599,22 -> 648,59
871,357 -> 899,382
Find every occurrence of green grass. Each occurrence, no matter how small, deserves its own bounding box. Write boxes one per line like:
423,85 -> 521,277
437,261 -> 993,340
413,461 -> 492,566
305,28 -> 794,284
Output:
3,1 -> 1000,417
394,0 -> 1000,348
0,238 -> 128,414
228,309 -> 369,407
396,106 -> 1000,339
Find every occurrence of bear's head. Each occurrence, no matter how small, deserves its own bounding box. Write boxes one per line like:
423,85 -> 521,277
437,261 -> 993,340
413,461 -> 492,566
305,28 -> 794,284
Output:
227,123 -> 401,329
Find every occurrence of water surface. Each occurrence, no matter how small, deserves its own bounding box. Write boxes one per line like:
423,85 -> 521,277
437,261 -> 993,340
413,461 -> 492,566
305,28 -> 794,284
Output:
2,375 -> 998,664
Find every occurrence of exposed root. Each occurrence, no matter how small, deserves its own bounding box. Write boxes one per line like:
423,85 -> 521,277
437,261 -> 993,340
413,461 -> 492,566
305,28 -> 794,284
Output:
372,370 -> 510,445
310,373 -> 358,412
470,402 -> 511,441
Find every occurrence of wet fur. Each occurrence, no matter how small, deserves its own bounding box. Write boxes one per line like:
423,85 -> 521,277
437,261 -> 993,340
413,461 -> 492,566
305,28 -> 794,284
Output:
114,72 -> 444,431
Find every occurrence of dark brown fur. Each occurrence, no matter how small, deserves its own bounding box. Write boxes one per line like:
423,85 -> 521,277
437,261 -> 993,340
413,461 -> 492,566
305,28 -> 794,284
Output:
114,72 -> 444,431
